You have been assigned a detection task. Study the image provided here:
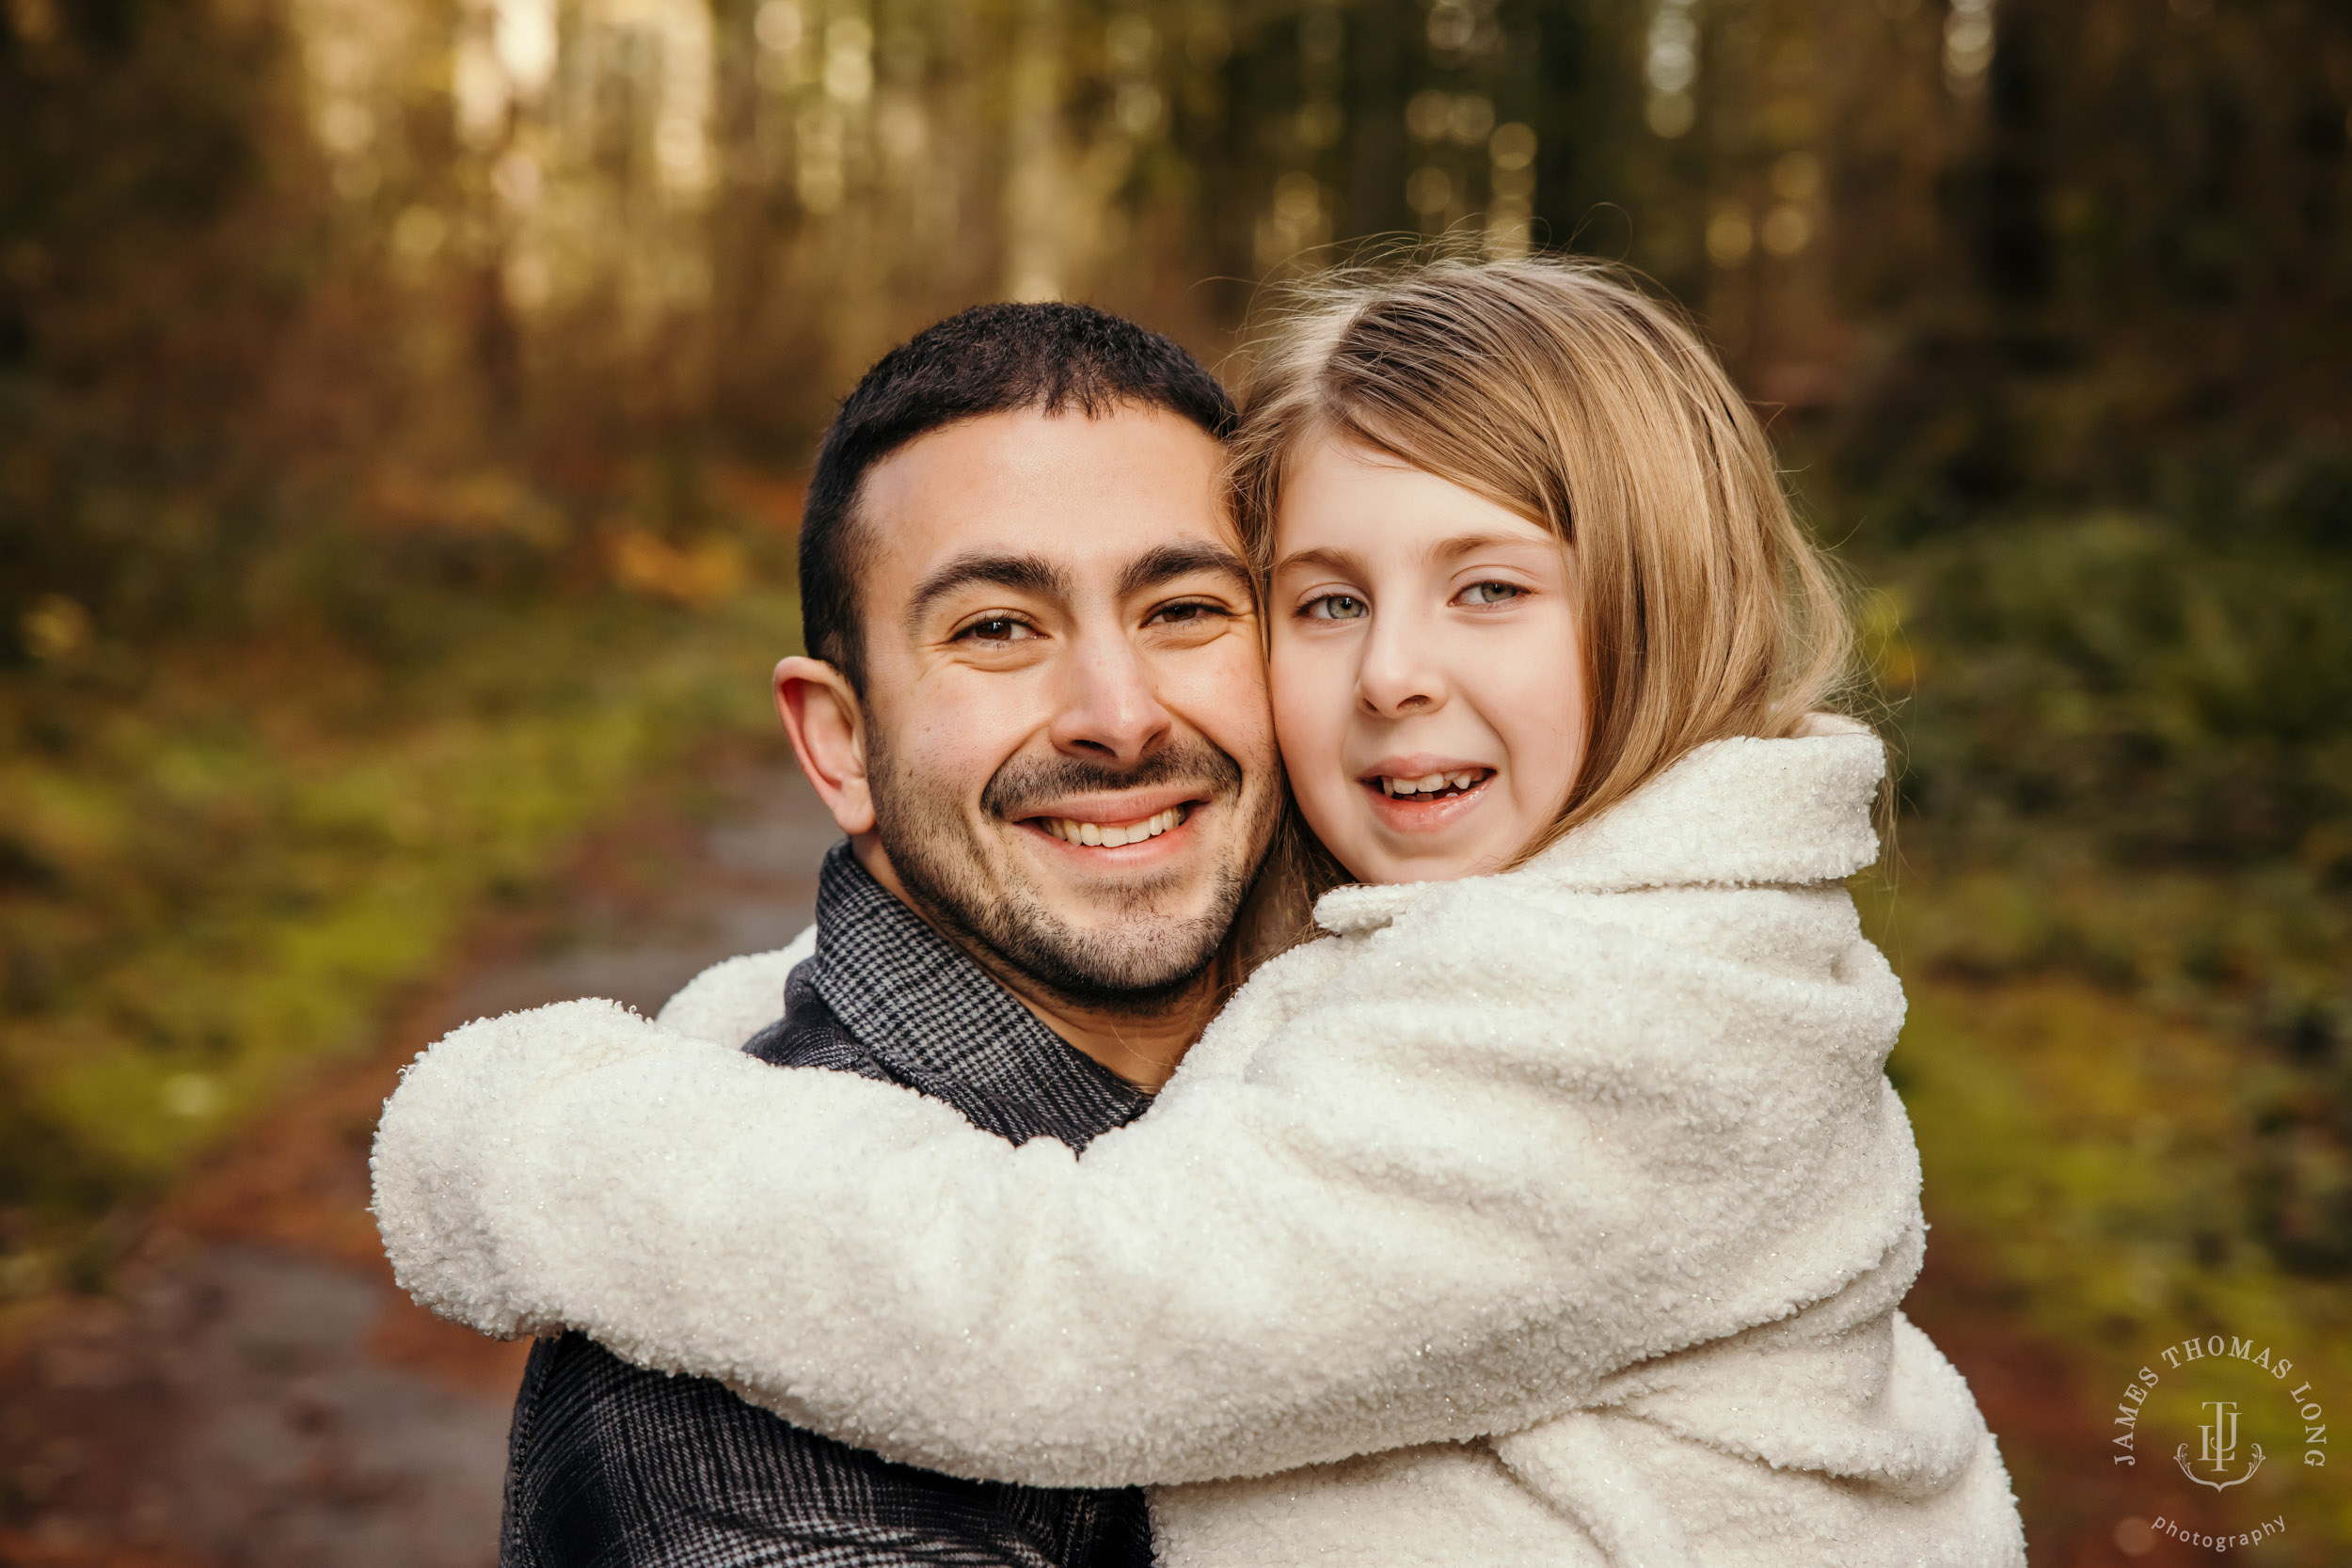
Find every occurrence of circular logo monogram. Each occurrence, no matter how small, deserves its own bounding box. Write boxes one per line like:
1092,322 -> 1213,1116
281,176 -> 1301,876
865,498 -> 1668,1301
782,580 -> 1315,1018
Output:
2107,1332 -> 2328,1554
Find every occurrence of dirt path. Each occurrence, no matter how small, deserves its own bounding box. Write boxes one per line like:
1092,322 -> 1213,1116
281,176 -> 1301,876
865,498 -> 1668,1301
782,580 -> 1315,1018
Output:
1,750 -> 2181,1566
0,748 -> 836,1567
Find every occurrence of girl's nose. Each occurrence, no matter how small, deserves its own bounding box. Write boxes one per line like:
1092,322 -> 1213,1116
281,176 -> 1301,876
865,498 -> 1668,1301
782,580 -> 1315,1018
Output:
1355,605 -> 1447,717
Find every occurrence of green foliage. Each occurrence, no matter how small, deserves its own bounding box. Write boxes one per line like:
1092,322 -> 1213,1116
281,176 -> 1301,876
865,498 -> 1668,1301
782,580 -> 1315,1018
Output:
0,588 -> 800,1292
1846,457 -> 2350,1550
1885,506 -> 2352,870
1890,976 -> 2352,1562
1851,483 -> 2352,1294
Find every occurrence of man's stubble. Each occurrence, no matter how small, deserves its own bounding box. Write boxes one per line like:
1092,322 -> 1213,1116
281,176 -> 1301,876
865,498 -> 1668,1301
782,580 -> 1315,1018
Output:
865,721 -> 1276,1015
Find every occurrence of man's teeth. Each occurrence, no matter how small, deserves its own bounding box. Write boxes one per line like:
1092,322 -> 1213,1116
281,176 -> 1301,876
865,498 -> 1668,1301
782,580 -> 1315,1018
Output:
1378,770 -> 1486,797
1041,805 -> 1186,847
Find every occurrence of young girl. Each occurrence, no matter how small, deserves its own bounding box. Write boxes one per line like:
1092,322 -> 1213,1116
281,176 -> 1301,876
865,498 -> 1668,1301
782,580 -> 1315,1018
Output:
376,260 -> 2025,1566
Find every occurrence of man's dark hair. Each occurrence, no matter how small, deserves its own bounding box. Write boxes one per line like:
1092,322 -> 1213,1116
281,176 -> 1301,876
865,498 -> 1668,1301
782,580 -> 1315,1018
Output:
799,302 -> 1238,689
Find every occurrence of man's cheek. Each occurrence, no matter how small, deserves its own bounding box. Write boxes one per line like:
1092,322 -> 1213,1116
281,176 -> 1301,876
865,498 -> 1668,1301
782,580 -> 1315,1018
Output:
1182,642 -> 1277,759
914,693 -> 1035,783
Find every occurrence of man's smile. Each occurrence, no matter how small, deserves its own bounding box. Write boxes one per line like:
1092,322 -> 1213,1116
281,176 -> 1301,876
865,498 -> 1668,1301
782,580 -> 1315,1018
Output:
1009,784 -> 1211,854
1032,802 -> 1193,847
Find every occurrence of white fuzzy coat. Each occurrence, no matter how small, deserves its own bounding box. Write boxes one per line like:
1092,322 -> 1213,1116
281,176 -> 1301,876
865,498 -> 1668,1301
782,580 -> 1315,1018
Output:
373,725 -> 2026,1567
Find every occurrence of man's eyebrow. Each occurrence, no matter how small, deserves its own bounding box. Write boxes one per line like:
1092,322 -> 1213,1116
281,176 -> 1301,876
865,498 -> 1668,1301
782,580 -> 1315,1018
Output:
905,551 -> 1073,628
1118,540 -> 1252,600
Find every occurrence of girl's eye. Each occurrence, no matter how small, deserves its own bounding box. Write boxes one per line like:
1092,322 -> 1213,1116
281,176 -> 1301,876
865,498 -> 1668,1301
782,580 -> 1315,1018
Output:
1303,594 -> 1369,622
961,617 -> 1039,643
1456,581 -> 1524,607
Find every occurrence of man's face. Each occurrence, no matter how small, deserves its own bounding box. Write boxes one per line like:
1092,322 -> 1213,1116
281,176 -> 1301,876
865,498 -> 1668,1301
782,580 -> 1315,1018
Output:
839,405 -> 1279,1007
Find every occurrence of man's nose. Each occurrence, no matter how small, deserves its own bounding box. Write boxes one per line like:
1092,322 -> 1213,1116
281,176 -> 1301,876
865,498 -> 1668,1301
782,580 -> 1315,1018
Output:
1356,602 -> 1447,718
1047,626 -> 1175,766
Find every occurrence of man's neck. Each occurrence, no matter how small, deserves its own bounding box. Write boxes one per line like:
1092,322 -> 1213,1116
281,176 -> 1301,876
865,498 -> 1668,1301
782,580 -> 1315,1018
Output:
852,838 -> 1216,1093
976,965 -> 1215,1094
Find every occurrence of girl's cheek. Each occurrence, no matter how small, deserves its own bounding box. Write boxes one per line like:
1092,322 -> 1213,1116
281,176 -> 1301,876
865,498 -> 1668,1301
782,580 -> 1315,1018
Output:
1269,641 -> 1359,833
1485,618 -> 1587,815
1268,644 -> 1339,775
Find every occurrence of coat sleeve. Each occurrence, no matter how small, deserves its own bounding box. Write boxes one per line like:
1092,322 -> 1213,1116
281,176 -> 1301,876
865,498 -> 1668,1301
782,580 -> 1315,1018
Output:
372,884 -> 1919,1489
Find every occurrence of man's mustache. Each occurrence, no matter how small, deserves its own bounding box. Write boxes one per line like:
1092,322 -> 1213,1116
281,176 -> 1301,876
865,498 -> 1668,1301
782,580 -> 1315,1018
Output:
980,743 -> 1245,821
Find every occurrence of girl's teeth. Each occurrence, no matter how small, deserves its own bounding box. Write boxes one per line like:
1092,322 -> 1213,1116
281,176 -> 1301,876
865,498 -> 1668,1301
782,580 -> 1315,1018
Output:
1380,769 -> 1487,797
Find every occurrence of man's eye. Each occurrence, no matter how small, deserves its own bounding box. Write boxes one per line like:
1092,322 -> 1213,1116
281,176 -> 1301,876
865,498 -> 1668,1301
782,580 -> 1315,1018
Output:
1148,601 -> 1219,626
1302,594 -> 1368,621
961,617 -> 1038,643
1456,581 -> 1524,607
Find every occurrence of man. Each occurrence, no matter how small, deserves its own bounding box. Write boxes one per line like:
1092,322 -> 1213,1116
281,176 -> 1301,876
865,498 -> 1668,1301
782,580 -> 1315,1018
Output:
498,303 -> 1284,1566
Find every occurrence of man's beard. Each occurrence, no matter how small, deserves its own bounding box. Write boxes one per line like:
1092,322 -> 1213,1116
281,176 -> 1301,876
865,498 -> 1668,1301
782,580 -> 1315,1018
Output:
867,732 -> 1267,1014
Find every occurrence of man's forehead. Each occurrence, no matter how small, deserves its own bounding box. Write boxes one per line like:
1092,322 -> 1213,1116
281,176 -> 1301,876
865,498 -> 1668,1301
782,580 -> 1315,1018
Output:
858,405 -> 1237,580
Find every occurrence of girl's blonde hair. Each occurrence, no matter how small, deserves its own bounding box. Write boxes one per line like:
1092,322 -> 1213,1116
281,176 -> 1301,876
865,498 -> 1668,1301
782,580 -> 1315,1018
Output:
1229,255 -> 1856,873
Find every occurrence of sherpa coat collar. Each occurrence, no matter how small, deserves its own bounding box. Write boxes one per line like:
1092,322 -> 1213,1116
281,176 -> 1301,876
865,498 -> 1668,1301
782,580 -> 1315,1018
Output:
1315,721 -> 1885,936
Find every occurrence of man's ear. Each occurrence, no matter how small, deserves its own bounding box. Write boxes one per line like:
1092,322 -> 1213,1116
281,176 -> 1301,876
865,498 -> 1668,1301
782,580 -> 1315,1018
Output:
775,656 -> 876,836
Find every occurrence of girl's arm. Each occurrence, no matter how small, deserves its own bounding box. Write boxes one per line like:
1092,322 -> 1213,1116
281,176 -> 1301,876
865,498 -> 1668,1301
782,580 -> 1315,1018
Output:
373,882 -> 1919,1489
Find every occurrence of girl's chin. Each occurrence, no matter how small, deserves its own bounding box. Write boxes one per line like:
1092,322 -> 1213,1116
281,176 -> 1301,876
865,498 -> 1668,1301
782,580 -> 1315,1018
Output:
1338,812 -> 1525,884
1348,842 -> 1514,886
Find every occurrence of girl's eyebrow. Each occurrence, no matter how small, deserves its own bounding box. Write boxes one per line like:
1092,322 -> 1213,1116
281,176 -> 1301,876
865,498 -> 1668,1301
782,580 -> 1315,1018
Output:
1269,545 -> 1364,578
1272,533 -> 1553,577
1427,531 -> 1556,564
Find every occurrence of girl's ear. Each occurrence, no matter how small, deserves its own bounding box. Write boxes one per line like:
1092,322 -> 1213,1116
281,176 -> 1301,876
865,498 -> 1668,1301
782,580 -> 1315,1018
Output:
774,656 -> 875,835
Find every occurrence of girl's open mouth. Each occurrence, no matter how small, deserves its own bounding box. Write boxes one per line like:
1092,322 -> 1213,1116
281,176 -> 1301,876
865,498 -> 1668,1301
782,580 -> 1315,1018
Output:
1367,768 -> 1492,802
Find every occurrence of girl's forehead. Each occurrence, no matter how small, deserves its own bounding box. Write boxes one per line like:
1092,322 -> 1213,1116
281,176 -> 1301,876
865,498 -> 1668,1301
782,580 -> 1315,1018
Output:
1272,443 -> 1559,562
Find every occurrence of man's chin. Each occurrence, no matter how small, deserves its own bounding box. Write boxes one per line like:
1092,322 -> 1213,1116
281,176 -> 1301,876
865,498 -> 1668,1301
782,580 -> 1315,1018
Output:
978,868 -> 1233,997
926,843 -> 1239,1006
990,916 -> 1230,1008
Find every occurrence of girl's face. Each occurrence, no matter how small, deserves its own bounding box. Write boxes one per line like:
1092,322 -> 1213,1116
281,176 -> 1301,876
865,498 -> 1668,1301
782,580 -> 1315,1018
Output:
1268,436 -> 1587,886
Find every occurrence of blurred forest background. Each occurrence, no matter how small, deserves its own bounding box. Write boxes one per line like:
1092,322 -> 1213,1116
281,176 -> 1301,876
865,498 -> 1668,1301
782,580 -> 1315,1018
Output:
4,0 -> 2350,1557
